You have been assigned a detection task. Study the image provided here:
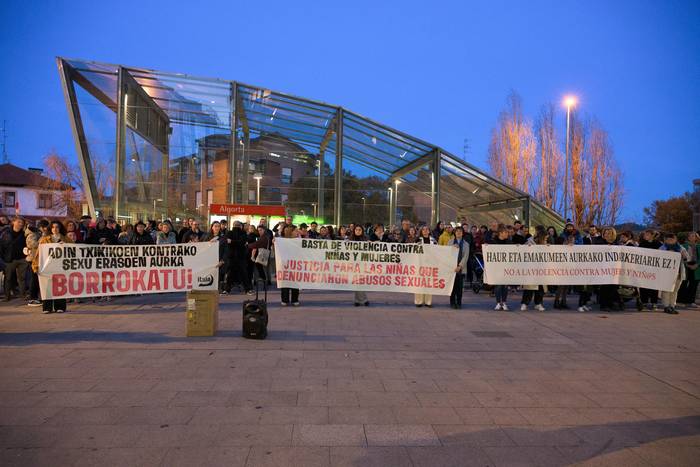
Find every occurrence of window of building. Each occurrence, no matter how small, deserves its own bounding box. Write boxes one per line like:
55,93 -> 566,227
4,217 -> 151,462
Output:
37,193 -> 53,209
207,159 -> 214,178
195,191 -> 202,208
281,167 -> 292,185
206,189 -> 213,207
181,192 -> 187,206
248,189 -> 256,203
4,191 -> 16,208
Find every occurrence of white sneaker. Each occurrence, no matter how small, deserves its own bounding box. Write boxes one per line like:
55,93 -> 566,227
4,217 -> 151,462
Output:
577,306 -> 586,312
535,304 -> 546,312
280,302 -> 288,307
502,304 -> 509,311
520,304 -> 528,311
494,303 -> 502,311
584,305 -> 592,312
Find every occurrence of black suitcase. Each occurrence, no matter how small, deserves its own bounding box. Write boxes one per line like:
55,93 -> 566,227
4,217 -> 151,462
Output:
242,279 -> 268,339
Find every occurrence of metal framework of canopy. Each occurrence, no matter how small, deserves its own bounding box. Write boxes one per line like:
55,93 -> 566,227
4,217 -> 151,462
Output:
57,57 -> 563,229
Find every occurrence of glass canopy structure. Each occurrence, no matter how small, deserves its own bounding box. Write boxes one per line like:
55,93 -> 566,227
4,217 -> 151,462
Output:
57,57 -> 563,229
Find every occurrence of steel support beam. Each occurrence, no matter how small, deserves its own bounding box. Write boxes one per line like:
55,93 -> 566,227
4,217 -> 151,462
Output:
115,67 -> 127,221
523,197 -> 531,227
431,149 -> 441,226
229,82 -> 238,203
333,108 -> 344,226
390,149 -> 436,181
316,113 -> 337,222
56,58 -> 98,218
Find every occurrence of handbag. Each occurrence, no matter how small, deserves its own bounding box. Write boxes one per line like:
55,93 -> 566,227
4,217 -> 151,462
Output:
255,247 -> 270,266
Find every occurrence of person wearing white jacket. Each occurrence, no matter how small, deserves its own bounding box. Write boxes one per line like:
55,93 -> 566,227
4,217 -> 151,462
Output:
659,233 -> 689,315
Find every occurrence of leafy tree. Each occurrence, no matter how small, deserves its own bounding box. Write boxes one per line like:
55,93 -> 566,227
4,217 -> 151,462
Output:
643,193 -> 694,232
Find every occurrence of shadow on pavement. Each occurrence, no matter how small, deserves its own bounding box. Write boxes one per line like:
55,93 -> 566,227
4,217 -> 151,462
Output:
349,415 -> 700,467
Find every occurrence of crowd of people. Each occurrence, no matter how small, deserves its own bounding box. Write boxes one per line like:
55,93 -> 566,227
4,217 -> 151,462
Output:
0,213 -> 697,315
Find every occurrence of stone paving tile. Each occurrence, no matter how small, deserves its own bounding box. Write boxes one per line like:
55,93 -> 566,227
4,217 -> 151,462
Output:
103,390 -> 178,407
215,424 -> 294,447
73,447 -> 168,467
392,407 -> 463,424
483,445 -> 574,466
297,391 -> 359,407
364,424 -> 440,446
34,391 -> 114,408
356,391 -> 421,407
259,406 -> 329,424
247,446 -> 329,467
330,446 -> 412,467
189,406 -> 262,425
169,390 -> 234,407
500,425 -> 583,447
433,424 -> 516,446
161,446 -> 250,467
557,445 -> 654,466
415,392 -> 482,408
0,447 -> 86,467
407,445 -> 494,467
328,407 -> 398,425
0,406 -> 62,425
292,424 -> 366,446
44,407 -> 124,425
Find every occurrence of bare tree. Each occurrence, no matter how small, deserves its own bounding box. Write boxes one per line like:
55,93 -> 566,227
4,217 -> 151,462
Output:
488,91 -> 537,194
534,103 -> 562,211
488,92 -> 624,227
42,151 -> 82,218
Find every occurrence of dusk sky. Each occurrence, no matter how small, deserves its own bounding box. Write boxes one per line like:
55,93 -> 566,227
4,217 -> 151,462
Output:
0,0 -> 698,222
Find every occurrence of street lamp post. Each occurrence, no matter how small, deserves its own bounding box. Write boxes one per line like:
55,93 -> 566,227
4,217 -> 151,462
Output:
563,96 -> 576,221
394,180 -> 401,222
361,196 -> 366,220
253,173 -> 262,206
311,202 -> 317,219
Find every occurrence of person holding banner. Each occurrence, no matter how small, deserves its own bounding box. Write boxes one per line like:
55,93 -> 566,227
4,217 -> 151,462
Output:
157,221 -> 177,245
520,225 -> 548,312
37,221 -> 72,314
414,225 -> 437,307
638,229 -> 662,310
659,233 -> 689,315
679,231 -> 699,308
204,221 -> 228,293
350,224 -> 371,306
598,227 -> 622,312
129,221 -> 154,245
280,225 -> 300,306
490,226 -> 512,311
447,226 -> 469,309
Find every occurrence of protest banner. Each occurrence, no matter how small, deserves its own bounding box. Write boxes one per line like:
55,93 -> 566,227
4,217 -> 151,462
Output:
274,238 -> 459,295
483,244 -> 681,292
38,243 -> 219,300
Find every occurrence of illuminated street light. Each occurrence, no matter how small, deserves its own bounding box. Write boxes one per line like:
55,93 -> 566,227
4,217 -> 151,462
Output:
563,95 -> 577,221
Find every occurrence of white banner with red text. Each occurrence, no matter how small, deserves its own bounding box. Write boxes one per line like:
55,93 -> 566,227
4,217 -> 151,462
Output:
482,244 -> 681,292
274,238 -> 459,295
38,243 -> 219,299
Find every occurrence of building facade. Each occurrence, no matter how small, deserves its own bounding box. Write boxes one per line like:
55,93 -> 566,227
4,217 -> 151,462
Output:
57,57 -> 563,228
0,163 -> 70,220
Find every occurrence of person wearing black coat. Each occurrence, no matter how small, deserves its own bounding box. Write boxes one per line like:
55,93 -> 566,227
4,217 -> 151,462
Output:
226,221 -> 253,294
128,222 -> 154,245
0,217 -> 28,301
369,224 -> 392,242
638,229 -> 662,309
87,219 -> 115,245
490,227 -> 512,311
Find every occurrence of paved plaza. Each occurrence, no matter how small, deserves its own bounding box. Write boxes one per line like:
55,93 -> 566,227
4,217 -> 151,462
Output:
1,289 -> 699,467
